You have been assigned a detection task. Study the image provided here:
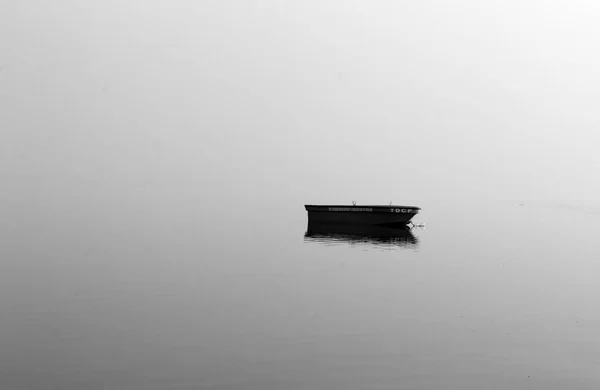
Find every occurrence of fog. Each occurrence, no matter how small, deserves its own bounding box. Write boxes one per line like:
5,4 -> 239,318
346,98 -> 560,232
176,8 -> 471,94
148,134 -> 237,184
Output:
4,3 -> 600,389
3,0 -> 600,208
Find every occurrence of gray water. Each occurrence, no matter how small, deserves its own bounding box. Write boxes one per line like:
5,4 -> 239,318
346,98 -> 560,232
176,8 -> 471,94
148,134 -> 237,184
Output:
5,1 -> 600,388
3,186 -> 600,390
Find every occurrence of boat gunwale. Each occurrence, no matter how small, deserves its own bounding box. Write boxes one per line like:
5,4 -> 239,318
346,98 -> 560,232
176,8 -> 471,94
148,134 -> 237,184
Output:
305,205 -> 421,210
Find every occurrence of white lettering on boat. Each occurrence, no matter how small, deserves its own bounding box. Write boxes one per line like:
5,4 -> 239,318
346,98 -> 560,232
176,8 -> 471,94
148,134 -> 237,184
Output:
323,207 -> 418,213
391,208 -> 415,213
328,208 -> 373,212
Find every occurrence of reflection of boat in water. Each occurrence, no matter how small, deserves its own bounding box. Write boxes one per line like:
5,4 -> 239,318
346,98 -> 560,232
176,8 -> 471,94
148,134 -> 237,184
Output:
304,222 -> 419,249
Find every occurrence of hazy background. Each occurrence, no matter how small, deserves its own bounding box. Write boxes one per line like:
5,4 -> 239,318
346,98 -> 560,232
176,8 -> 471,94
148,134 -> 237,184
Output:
3,2 -> 600,389
3,0 -> 600,210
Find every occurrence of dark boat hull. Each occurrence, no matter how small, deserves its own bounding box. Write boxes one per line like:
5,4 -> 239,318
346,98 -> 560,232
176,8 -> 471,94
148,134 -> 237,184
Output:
305,205 -> 420,226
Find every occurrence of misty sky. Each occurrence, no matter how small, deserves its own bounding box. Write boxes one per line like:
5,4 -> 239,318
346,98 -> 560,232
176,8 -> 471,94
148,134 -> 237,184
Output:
3,1 -> 600,207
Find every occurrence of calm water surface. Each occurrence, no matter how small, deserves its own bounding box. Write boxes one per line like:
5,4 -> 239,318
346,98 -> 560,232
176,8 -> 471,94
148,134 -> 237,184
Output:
2,190 -> 600,389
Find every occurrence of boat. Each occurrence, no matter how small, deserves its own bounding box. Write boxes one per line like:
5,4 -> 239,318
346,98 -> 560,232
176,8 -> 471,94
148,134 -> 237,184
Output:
304,221 -> 418,248
304,204 -> 420,226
